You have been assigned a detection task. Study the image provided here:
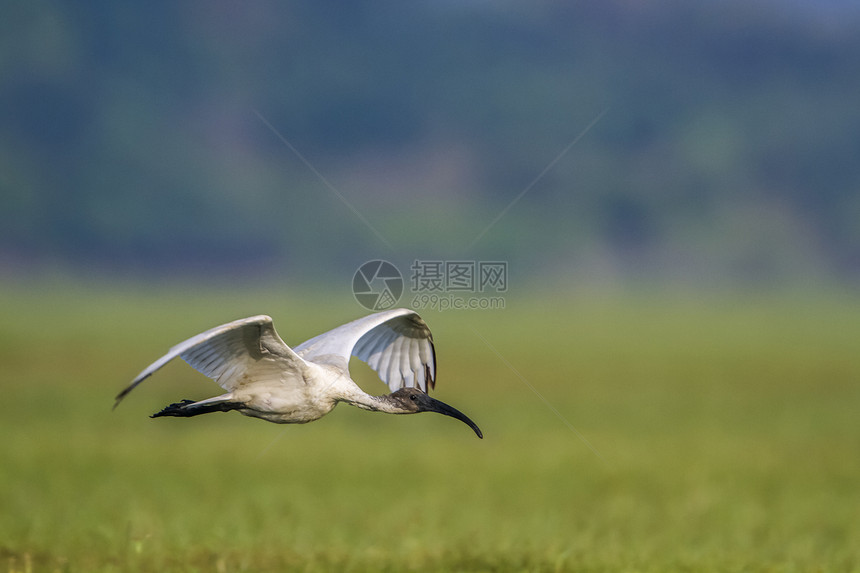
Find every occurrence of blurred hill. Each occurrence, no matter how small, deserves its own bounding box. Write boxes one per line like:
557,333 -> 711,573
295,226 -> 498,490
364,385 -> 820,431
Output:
2,0 -> 859,286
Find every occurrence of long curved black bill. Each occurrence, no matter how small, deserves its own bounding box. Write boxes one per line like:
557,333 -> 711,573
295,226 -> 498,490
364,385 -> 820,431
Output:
423,396 -> 483,439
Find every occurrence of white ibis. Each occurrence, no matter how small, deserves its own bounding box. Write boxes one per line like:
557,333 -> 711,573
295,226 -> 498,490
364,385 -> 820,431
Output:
114,308 -> 483,438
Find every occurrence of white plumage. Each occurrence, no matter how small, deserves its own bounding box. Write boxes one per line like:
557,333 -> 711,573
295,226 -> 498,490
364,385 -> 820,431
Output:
115,308 -> 482,438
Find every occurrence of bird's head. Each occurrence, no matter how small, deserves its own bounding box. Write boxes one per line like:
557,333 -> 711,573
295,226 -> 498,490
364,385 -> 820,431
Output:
387,388 -> 483,439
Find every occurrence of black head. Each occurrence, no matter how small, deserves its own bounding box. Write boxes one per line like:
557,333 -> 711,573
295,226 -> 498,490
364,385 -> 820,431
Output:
388,387 -> 483,439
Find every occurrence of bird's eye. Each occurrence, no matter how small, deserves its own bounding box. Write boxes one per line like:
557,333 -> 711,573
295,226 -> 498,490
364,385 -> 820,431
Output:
410,394 -> 418,401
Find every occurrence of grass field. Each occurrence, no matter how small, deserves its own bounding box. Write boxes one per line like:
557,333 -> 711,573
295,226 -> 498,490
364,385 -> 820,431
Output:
1,283 -> 859,572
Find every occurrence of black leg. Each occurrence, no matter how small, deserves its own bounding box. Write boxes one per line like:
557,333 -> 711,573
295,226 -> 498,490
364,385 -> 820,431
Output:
151,399 -> 243,418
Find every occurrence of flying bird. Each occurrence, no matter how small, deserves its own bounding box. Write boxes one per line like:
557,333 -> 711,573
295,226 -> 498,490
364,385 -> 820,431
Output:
114,309 -> 482,438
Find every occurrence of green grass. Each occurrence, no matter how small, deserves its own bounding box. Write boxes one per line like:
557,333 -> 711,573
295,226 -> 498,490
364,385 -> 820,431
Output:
1,283 -> 859,572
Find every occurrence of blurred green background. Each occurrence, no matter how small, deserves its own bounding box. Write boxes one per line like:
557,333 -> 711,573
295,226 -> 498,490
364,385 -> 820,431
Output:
2,1 -> 860,571
3,0 -> 860,283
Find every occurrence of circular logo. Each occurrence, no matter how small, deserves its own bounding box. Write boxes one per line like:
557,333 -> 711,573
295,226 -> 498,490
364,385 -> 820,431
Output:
352,260 -> 403,311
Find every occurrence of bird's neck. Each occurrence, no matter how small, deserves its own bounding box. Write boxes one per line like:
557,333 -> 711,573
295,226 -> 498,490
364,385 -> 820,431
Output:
339,386 -> 402,414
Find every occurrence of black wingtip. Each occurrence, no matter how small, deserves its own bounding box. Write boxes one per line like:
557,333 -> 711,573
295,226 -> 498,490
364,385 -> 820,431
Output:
113,383 -> 136,410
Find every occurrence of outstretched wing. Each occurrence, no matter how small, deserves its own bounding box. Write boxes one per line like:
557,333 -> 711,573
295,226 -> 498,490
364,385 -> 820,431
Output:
114,315 -> 304,407
294,308 -> 436,392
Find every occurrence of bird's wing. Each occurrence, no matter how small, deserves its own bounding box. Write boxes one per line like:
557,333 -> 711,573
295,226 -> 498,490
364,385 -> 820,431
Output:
294,308 -> 436,392
115,315 -> 304,407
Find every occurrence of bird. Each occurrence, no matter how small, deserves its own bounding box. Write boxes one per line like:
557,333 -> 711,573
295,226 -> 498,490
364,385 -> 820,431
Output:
114,308 -> 483,438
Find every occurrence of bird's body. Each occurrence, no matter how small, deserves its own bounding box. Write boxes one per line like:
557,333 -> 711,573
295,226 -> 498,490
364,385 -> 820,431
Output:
115,309 -> 482,438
